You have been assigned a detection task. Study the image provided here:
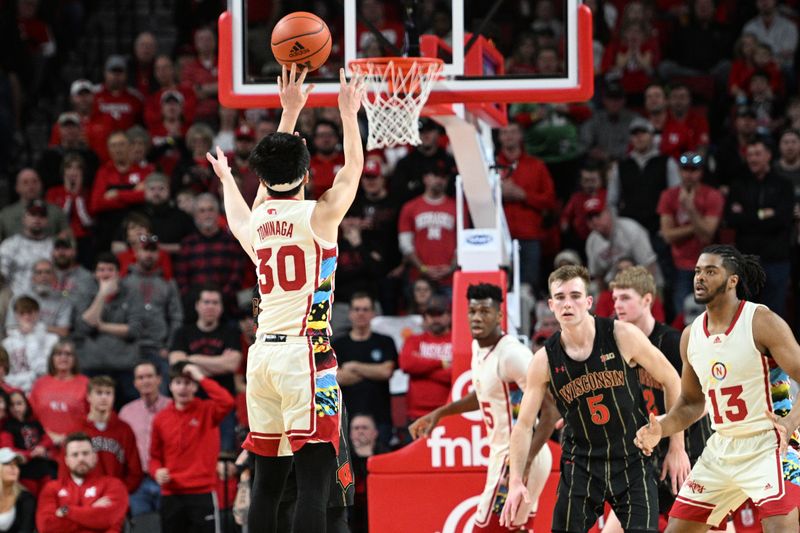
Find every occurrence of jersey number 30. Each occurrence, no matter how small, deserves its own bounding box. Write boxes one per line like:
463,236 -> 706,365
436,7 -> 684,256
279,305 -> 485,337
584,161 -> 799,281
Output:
257,245 -> 307,294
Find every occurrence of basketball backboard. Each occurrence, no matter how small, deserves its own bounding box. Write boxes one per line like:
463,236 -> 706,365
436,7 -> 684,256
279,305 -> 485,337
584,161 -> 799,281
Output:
219,0 -> 593,110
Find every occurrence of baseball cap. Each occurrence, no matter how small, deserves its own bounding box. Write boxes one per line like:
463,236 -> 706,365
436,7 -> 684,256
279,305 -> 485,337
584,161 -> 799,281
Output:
363,159 -> 382,178
679,152 -> 704,169
425,295 -> 451,315
0,448 -> 23,465
26,199 -> 48,217
70,79 -> 93,96
105,55 -> 127,72
58,112 -> 81,127
629,117 -> 654,135
584,196 -> 606,217
160,90 -> 184,105
235,125 -> 255,140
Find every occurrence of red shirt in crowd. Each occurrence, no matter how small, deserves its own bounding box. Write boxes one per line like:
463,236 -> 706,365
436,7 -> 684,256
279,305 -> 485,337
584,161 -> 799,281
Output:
180,57 -> 218,120
671,109 -> 710,150
398,195 -> 458,286
92,85 -> 143,131
36,469 -> 129,533
74,414 -> 143,494
651,116 -> 694,160
49,114 -> 114,161
149,378 -> 234,495
398,331 -> 453,419
29,374 -> 89,437
144,85 -> 198,129
496,151 -> 556,240
45,187 -> 94,238
90,161 -> 151,214
657,184 -> 725,270
561,189 -> 607,241
309,151 -> 345,199
117,248 -> 174,280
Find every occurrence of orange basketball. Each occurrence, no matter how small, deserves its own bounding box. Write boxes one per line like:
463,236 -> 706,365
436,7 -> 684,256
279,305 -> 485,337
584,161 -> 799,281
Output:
271,12 -> 332,72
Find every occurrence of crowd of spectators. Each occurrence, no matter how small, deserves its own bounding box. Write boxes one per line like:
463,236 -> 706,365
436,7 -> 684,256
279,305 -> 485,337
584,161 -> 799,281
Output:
1,0 -> 800,532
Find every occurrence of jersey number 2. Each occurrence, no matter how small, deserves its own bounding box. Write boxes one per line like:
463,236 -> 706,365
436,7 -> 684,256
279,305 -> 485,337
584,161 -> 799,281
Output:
708,385 -> 748,424
257,245 -> 307,294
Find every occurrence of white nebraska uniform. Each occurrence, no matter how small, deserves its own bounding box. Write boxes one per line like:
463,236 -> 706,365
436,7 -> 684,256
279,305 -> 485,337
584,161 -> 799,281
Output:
471,335 -> 552,529
672,301 -> 798,525
242,199 -> 341,458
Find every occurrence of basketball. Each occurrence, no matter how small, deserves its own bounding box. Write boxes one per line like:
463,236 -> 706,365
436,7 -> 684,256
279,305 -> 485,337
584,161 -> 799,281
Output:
271,11 -> 332,72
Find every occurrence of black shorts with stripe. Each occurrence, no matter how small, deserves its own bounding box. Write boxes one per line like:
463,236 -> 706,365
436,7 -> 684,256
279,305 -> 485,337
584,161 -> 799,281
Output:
553,454 -> 659,533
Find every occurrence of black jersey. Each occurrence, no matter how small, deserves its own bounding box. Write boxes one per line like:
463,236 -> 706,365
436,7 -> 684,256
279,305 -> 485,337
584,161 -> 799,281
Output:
546,316 -> 650,461
644,322 -> 713,463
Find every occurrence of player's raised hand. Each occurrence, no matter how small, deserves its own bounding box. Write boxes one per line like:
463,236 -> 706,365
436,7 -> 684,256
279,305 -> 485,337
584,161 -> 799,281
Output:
499,478 -> 530,528
206,146 -> 234,182
409,411 -> 442,439
766,410 -> 789,457
278,63 -> 315,113
338,68 -> 365,118
634,412 -> 662,456
661,444 -> 690,495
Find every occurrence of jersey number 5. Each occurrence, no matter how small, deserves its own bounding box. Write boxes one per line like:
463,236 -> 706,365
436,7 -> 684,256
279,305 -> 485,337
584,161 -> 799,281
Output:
257,245 -> 307,294
480,402 -> 494,430
708,385 -> 748,424
587,394 -> 610,425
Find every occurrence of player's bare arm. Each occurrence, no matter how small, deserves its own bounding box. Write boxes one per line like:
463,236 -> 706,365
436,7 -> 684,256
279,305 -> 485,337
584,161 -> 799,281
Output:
206,63 -> 317,264
311,69 -> 366,243
206,148 -> 257,263
500,347 -> 549,528
409,391 -> 479,439
635,326 -> 706,455
616,319 -> 690,491
753,306 -> 800,453
276,63 -> 314,133
524,391 -> 558,476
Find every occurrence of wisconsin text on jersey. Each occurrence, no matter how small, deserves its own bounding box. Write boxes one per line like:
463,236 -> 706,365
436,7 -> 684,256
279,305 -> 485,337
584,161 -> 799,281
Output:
557,370 -> 625,404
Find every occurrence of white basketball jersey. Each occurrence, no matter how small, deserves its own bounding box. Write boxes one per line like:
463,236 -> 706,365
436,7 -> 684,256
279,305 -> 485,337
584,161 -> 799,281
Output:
471,335 -> 531,456
250,199 -> 337,337
687,300 -> 773,438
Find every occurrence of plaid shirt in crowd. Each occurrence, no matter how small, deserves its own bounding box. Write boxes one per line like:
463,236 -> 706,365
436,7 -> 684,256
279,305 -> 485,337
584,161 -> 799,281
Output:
174,230 -> 247,312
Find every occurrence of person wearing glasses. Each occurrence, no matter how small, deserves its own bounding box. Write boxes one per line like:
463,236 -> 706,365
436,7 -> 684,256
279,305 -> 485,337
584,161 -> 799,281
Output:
657,152 -> 725,315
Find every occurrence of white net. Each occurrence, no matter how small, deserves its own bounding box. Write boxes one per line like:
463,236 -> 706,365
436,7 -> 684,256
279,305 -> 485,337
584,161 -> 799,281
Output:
349,58 -> 444,150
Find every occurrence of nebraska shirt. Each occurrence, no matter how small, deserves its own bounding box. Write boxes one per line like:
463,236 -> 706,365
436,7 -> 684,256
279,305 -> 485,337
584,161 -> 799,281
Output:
398,331 -> 453,419
398,195 -> 457,285
657,184 -> 724,270
29,374 -> 89,436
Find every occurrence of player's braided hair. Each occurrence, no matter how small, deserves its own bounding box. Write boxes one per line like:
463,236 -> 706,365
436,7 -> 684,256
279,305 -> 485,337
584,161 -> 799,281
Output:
466,284 -> 503,307
701,244 -> 766,300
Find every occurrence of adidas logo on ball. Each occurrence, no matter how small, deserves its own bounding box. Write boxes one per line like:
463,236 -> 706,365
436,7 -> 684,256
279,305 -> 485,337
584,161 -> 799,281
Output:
289,41 -> 308,57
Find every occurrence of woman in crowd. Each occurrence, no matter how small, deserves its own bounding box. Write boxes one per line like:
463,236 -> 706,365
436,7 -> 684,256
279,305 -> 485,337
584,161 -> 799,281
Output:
2,392 -> 57,497
0,448 -> 34,533
28,340 -> 88,447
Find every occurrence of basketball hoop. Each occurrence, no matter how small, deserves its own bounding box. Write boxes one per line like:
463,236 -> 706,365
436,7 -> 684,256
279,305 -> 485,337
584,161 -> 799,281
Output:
349,57 -> 444,150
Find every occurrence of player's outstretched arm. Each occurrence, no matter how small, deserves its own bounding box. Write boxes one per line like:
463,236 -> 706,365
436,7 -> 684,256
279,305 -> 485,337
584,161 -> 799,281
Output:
311,69 -> 365,243
206,147 -> 257,264
276,63 -> 315,134
500,348 -> 548,528
634,327 -> 706,454
409,391 -> 479,439
524,390 -> 558,472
